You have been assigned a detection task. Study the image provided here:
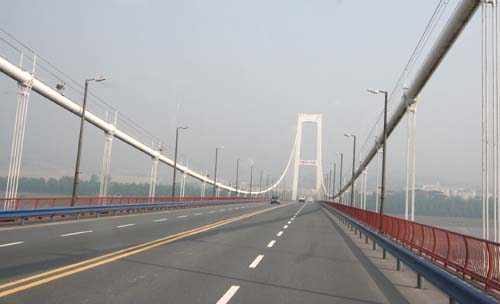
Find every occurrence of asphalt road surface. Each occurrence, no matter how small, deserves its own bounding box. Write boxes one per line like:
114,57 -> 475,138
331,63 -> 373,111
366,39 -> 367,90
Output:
0,201 -> 410,303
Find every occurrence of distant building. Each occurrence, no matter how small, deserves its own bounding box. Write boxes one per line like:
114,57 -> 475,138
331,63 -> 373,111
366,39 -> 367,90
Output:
419,183 -> 479,200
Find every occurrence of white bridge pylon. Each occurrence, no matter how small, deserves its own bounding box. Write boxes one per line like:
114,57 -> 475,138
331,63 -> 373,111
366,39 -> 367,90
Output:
291,113 -> 323,201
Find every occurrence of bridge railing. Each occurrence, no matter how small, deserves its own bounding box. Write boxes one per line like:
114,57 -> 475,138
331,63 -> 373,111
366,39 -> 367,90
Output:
1,196 -> 258,211
324,201 -> 500,293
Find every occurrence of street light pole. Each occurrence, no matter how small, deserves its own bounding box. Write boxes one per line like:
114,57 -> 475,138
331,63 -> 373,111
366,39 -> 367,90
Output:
235,158 -> 239,197
213,147 -> 223,197
332,163 -> 336,201
271,177 -> 274,196
249,165 -> 253,198
368,89 -> 389,232
328,168 -> 332,199
324,170 -> 329,200
259,169 -> 263,197
266,174 -> 269,198
344,133 -> 357,207
380,91 -> 389,232
338,152 -> 344,204
71,77 -> 106,206
172,126 -> 188,200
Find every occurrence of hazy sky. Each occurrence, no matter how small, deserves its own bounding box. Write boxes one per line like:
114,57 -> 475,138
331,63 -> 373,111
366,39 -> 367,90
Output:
0,0 -> 486,192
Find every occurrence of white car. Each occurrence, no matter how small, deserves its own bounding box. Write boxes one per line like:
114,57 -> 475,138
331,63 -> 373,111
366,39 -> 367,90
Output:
307,197 -> 313,202
298,195 -> 306,203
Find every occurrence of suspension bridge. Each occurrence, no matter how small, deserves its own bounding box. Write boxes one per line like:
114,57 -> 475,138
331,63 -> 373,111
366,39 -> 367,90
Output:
1,0 -> 500,303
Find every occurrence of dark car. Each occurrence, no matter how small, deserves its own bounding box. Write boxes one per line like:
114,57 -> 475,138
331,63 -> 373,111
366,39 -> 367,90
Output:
270,195 -> 280,205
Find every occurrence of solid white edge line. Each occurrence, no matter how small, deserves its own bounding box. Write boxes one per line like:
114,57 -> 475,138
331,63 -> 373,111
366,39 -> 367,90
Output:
216,285 -> 240,304
0,241 -> 24,247
116,224 -> 135,228
267,240 -> 276,248
60,230 -> 93,237
249,254 -> 264,268
153,218 -> 167,222
277,231 -> 283,237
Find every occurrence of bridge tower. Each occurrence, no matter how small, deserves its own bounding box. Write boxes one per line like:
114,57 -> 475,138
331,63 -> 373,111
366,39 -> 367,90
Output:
291,113 -> 323,200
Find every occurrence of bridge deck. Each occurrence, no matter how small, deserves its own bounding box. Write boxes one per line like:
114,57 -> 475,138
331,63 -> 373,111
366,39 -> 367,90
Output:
0,202 -> 444,303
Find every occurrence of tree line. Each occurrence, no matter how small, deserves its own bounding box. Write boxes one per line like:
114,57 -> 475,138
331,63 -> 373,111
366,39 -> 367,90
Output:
361,191 -> 483,218
0,176 -> 205,197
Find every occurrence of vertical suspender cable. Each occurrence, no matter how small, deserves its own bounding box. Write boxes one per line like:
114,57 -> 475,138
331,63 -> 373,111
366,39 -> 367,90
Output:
410,102 -> 418,222
375,124 -> 380,213
482,1 -> 489,240
103,114 -> 117,199
99,111 -> 110,198
12,84 -> 30,204
7,54 -> 35,209
493,0 -> 499,242
405,107 -> 411,220
4,83 -> 23,205
495,0 -> 500,242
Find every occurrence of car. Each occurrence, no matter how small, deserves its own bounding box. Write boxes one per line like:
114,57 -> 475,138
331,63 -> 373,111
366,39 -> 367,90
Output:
298,195 -> 306,203
270,195 -> 280,205
308,197 -> 313,202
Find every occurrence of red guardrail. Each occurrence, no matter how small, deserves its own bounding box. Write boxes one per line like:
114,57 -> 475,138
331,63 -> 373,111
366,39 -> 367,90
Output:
1,196 -> 260,210
324,201 -> 500,293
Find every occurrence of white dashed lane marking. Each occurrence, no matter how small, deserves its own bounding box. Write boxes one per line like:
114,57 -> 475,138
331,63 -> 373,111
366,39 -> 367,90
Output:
249,255 -> 264,268
153,218 -> 167,222
116,224 -> 135,228
0,241 -> 24,247
216,286 -> 240,304
277,231 -> 283,237
60,230 -> 93,237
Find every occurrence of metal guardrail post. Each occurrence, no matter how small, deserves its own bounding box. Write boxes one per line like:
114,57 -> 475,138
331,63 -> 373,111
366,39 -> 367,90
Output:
417,273 -> 423,289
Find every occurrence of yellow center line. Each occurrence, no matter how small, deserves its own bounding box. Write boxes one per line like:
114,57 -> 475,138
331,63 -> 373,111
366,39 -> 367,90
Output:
0,221 -> 217,290
0,203 -> 288,298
